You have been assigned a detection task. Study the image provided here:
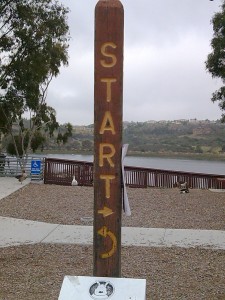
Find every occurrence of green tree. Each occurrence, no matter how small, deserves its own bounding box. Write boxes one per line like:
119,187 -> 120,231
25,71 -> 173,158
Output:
56,123 -> 73,147
206,1 -> 225,121
0,0 -> 70,169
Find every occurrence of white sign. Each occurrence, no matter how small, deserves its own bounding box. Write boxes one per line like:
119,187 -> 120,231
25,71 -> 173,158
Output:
122,144 -> 131,216
58,276 -> 146,300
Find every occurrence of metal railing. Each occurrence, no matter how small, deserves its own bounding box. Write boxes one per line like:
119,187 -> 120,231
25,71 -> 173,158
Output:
0,155 -> 44,181
1,155 -> 224,189
44,158 -> 93,186
124,166 -> 225,189
44,157 -> 225,189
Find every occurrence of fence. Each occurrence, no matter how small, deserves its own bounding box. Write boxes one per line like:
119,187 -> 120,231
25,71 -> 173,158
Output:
44,157 -> 225,189
44,158 -> 93,186
124,166 -> 225,189
1,155 -> 224,189
0,155 -> 44,181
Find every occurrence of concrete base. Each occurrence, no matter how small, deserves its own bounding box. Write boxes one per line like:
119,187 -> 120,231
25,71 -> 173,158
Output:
58,276 -> 146,300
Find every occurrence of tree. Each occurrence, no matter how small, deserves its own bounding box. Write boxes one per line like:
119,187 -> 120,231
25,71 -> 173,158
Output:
56,123 -> 73,147
0,0 -> 70,169
206,1 -> 225,121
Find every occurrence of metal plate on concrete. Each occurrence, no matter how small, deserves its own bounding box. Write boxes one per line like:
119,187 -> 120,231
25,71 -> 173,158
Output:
58,276 -> 146,300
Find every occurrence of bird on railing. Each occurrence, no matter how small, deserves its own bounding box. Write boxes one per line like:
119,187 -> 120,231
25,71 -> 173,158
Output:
15,170 -> 27,184
71,175 -> 78,186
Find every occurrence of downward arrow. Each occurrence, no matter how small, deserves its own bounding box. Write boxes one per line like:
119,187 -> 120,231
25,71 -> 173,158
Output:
98,206 -> 114,217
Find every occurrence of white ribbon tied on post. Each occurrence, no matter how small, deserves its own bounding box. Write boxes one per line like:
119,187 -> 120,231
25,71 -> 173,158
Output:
122,144 -> 131,216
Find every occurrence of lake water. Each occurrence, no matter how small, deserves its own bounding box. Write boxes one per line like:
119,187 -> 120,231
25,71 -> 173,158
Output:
39,153 -> 225,176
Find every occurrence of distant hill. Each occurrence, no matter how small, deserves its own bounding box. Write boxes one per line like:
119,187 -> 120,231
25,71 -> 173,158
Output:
38,119 -> 225,159
122,120 -> 225,159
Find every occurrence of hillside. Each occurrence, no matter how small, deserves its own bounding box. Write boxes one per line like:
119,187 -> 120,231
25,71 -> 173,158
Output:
123,120 -> 225,157
40,119 -> 225,160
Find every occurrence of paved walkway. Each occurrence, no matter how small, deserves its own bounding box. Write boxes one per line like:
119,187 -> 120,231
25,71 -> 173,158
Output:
1,216 -> 225,249
0,176 -> 31,199
0,177 -> 225,250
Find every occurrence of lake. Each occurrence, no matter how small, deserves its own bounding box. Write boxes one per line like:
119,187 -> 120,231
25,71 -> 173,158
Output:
38,153 -> 225,176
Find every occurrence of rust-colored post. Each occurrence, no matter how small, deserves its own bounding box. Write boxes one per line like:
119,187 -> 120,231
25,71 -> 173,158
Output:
93,0 -> 124,277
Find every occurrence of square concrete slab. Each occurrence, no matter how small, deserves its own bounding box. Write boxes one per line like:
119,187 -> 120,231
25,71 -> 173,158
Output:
59,276 -> 146,300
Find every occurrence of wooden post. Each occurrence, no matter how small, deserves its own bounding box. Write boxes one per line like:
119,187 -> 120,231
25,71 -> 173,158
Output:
93,0 -> 124,277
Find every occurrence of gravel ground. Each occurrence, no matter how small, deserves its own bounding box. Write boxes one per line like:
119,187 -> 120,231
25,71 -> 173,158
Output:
0,183 -> 224,229
0,183 -> 225,299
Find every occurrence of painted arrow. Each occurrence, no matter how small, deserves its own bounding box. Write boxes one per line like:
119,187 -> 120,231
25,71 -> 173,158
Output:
97,226 -> 117,259
98,206 -> 114,217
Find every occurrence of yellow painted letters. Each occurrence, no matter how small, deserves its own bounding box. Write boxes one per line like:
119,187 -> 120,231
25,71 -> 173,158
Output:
100,42 -> 117,68
100,111 -> 116,135
99,143 -> 115,167
100,78 -> 117,102
100,174 -> 115,198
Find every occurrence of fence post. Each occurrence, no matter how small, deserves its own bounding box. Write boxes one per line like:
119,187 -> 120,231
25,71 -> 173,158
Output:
144,170 -> 148,188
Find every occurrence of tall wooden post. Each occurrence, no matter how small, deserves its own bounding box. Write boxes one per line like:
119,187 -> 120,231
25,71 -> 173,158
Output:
93,0 -> 124,277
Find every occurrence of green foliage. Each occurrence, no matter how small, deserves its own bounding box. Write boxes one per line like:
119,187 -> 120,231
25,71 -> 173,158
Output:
31,131 -> 46,152
0,0 -> 70,163
56,123 -> 73,145
0,0 -> 69,88
6,135 -> 28,157
6,131 -> 46,156
206,1 -> 225,121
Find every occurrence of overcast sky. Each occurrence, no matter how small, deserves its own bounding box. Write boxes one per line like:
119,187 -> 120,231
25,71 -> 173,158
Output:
47,0 -> 223,125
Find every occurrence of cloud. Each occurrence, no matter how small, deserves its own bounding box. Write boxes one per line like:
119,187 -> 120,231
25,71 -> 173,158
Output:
46,0 -> 222,125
